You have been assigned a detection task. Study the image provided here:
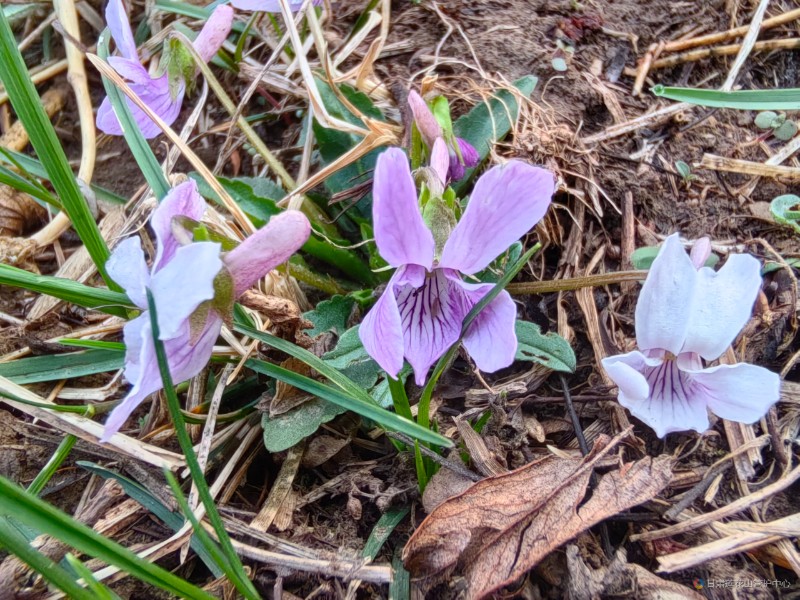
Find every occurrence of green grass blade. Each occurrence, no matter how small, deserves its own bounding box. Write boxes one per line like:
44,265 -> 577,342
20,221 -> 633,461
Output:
0,162 -> 60,207
64,554 -> 121,600
27,434 -> 77,496
652,85 -> 800,110
0,264 -> 131,317
145,290 -> 262,600
0,518 -> 96,600
0,148 -> 126,205
0,348 -> 124,384
0,476 -> 217,599
245,358 -> 452,448
0,10 -> 115,287
97,32 -> 170,200
78,462 -> 224,578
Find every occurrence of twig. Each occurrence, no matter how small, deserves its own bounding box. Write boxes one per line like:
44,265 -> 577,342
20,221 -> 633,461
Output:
721,0 -> 771,91
506,270 -> 647,295
581,102 -> 690,145
700,153 -> 800,180
663,461 -> 732,520
631,462 -> 800,542
661,7 -> 800,52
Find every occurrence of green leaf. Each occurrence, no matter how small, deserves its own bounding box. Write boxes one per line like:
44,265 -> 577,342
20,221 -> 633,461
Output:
0,349 -> 124,384
631,245 -> 719,270
303,295 -> 355,336
451,76 -> 538,194
261,399 -> 344,452
313,79 -> 385,218
0,11 -> 115,286
0,476 -> 217,599
0,264 -> 132,317
551,57 -> 568,72
674,160 -> 692,180
774,119 -> 797,141
652,85 -> 800,110
361,506 -> 409,558
754,110 -> 778,129
514,320 -> 575,372
246,358 -> 452,448
770,194 -> 800,233
320,325 -> 374,369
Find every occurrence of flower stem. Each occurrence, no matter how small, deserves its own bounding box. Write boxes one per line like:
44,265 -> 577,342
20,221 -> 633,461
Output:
505,270 -> 647,295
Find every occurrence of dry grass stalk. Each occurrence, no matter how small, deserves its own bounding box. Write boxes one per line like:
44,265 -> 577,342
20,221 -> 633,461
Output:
249,441 -> 305,532
700,153 -> 800,180
721,0 -> 772,91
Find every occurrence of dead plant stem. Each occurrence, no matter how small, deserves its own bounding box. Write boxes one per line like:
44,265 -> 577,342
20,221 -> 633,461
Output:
505,270 -> 646,295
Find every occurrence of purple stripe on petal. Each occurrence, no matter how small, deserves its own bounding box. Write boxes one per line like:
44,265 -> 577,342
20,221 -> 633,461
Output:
396,268 -> 467,386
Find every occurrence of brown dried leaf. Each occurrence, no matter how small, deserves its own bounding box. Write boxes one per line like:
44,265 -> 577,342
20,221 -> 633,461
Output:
402,433 -> 672,600
301,434 -> 349,468
270,357 -> 315,416
0,187 -> 46,237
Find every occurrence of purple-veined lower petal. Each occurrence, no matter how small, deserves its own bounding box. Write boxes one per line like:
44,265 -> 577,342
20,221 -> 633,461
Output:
106,236 -> 150,309
193,5 -> 234,63
690,363 -> 780,424
101,313 -> 222,441
407,90 -> 443,149
105,0 -> 138,61
396,268 -> 467,386
372,148 -> 435,269
682,253 -> 762,360
602,351 -> 710,438
452,276 -> 517,372
151,180 -> 206,272
440,161 -> 554,274
634,234 -> 697,356
230,0 -> 315,11
358,266 -> 425,379
224,210 -> 311,297
431,137 -> 449,187
149,242 -> 222,339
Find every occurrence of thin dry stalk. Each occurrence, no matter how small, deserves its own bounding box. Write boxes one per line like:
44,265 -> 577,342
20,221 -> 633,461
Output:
250,441 -> 305,532
721,0 -> 771,91
700,153 -> 800,180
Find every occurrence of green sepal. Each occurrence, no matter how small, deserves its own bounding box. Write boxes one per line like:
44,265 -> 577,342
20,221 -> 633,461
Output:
421,195 -> 456,259
431,96 -> 453,136
161,37 -> 195,97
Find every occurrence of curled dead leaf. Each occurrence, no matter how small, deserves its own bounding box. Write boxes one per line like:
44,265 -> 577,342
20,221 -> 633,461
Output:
402,432 -> 673,600
270,357 -> 316,416
0,187 -> 47,237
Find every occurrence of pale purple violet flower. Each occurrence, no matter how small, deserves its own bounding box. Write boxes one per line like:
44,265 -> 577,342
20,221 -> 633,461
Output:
601,234 -> 780,438
230,0 -> 321,12
358,147 -> 555,386
102,181 -> 310,440
96,0 -> 233,138
407,90 -> 480,181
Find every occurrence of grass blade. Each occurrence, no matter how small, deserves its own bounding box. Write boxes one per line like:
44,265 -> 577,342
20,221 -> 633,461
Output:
0,348 -> 124,384
0,476 -> 217,599
246,357 -> 452,448
0,10 -> 115,287
652,85 -> 800,110
0,264 -> 131,317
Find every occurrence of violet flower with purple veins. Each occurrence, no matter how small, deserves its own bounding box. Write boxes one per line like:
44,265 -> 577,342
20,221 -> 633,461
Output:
601,234 -> 780,438
96,0 -> 233,139
230,0 -> 321,12
358,146 -> 555,386
407,90 -> 480,181
102,181 -> 310,441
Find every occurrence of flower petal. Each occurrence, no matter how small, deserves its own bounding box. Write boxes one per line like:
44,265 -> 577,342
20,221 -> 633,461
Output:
682,253 -> 762,360
107,56 -> 151,84
101,315 -> 222,441
359,266 -> 424,379
602,352 -> 709,438
440,161 -> 554,274
397,268 -> 467,386
106,236 -> 150,309
431,137 -> 449,186
407,90 -> 442,148
634,234 -> 697,356
193,5 -> 234,63
447,139 -> 480,181
372,148 -> 435,269
151,180 -> 206,272
97,75 -> 184,139
106,0 -> 138,61
224,210 -> 311,297
150,242 -> 222,339
230,0 -> 311,11
452,277 -> 517,372
456,137 -> 479,168
691,363 -> 780,424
